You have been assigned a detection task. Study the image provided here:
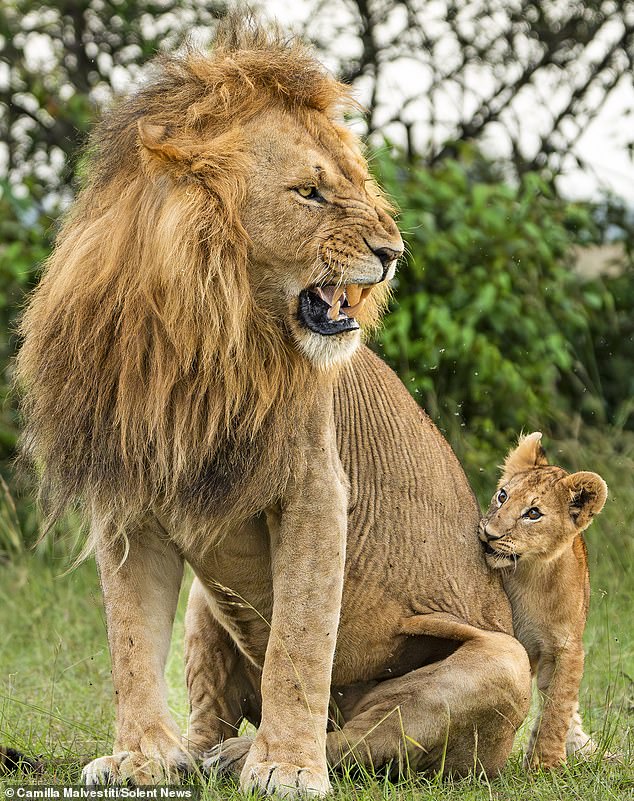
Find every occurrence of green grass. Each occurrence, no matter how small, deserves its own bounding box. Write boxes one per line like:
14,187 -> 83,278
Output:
0,427 -> 633,798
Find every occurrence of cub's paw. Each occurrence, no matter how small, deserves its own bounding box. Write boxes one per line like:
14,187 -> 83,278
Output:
82,749 -> 191,785
523,748 -> 565,771
202,736 -> 254,779
240,761 -> 331,798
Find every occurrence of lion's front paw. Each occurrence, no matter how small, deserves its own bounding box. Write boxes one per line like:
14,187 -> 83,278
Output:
202,736 -> 254,779
82,749 -> 191,785
240,761 -> 331,798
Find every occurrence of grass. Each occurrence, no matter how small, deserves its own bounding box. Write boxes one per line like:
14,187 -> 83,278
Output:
0,427 -> 633,798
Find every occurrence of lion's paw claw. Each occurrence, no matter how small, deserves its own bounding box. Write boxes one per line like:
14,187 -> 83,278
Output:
82,749 -> 189,785
240,761 -> 331,797
202,736 -> 253,779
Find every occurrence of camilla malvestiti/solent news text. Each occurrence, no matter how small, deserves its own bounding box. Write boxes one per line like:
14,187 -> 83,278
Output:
3,789 -> 196,800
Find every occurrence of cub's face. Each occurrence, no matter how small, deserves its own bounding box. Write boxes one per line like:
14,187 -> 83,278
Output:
479,467 -> 578,569
240,107 -> 403,369
480,433 -> 607,570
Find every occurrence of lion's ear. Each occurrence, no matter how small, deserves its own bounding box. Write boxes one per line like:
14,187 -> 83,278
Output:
499,431 -> 548,485
560,471 -> 607,531
137,119 -> 248,195
137,119 -> 190,163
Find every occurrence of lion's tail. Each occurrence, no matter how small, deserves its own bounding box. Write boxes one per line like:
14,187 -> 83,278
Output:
400,611 -> 492,642
0,746 -> 42,776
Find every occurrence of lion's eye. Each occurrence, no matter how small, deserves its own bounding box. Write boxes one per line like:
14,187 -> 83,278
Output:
296,185 -> 321,201
524,507 -> 543,521
497,489 -> 508,506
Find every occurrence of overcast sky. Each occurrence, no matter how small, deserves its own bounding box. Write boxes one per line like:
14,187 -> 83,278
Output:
263,0 -> 634,205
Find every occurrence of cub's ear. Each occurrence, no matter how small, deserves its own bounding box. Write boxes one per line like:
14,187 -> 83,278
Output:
560,471 -> 608,531
499,431 -> 548,485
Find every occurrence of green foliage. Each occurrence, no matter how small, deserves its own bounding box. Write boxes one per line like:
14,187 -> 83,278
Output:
583,268 -> 634,430
371,147 -> 624,471
571,196 -> 634,431
0,181 -> 51,554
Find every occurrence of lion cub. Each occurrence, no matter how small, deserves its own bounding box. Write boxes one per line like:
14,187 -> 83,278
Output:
479,432 -> 607,769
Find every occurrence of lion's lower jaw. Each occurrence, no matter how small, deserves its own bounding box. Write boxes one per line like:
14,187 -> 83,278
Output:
295,328 -> 361,370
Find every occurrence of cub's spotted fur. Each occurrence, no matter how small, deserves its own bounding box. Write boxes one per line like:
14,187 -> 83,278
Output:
480,432 -> 607,769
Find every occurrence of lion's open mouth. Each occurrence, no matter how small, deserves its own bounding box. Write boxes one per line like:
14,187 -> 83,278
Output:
298,284 -> 374,336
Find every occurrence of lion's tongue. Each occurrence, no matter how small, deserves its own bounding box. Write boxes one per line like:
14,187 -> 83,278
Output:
317,284 -> 372,321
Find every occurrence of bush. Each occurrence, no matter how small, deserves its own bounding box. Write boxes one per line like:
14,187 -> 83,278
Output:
371,148 -> 605,470
0,182 -> 52,553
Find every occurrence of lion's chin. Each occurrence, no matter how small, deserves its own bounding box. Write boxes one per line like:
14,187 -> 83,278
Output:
291,285 -> 370,370
294,326 -> 361,370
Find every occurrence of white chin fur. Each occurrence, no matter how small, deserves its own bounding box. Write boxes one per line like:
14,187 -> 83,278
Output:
295,328 -> 361,370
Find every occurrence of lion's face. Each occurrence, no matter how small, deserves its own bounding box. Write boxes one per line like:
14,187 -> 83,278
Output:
239,108 -> 403,368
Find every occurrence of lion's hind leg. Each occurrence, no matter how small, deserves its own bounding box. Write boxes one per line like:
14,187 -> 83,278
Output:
185,578 -> 261,763
201,736 -> 254,780
327,615 -> 531,778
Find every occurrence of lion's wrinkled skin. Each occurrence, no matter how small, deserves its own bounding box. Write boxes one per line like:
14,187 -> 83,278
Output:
17,21 -> 530,796
480,433 -> 607,770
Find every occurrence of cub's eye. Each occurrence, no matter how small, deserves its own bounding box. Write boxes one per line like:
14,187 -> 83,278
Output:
295,185 -> 322,201
524,507 -> 543,521
496,488 -> 508,506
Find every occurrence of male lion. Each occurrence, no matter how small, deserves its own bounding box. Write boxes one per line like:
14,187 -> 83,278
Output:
17,19 -> 530,796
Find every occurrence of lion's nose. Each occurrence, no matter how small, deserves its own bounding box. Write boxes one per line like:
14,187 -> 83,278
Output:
373,245 -> 401,268
369,244 -> 403,281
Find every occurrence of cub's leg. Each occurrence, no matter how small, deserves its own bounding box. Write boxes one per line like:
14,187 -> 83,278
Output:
185,577 -> 261,756
525,644 -> 585,769
327,617 -> 531,777
566,705 -> 598,758
82,518 -> 186,785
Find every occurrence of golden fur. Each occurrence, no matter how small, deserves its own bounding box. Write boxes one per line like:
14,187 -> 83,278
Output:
18,18 -> 409,795
17,18 -> 398,542
480,432 -> 607,768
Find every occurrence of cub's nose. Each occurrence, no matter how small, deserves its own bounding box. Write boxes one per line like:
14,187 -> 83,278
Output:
483,525 -> 503,542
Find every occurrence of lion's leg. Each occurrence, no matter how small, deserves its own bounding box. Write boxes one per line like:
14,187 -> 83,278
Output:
239,435 -> 348,798
327,626 -> 531,778
185,577 -> 262,756
82,518 -> 186,786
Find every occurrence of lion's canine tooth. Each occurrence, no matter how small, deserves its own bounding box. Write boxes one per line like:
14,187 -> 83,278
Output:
346,284 -> 362,307
329,300 -> 341,320
341,285 -> 373,318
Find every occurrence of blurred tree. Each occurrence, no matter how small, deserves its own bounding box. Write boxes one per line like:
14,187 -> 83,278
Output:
372,146 -> 606,468
0,0 -> 226,207
0,0 -> 225,552
300,0 -> 634,181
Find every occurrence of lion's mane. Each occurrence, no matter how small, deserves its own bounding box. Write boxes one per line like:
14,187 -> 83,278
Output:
17,19 -> 377,533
